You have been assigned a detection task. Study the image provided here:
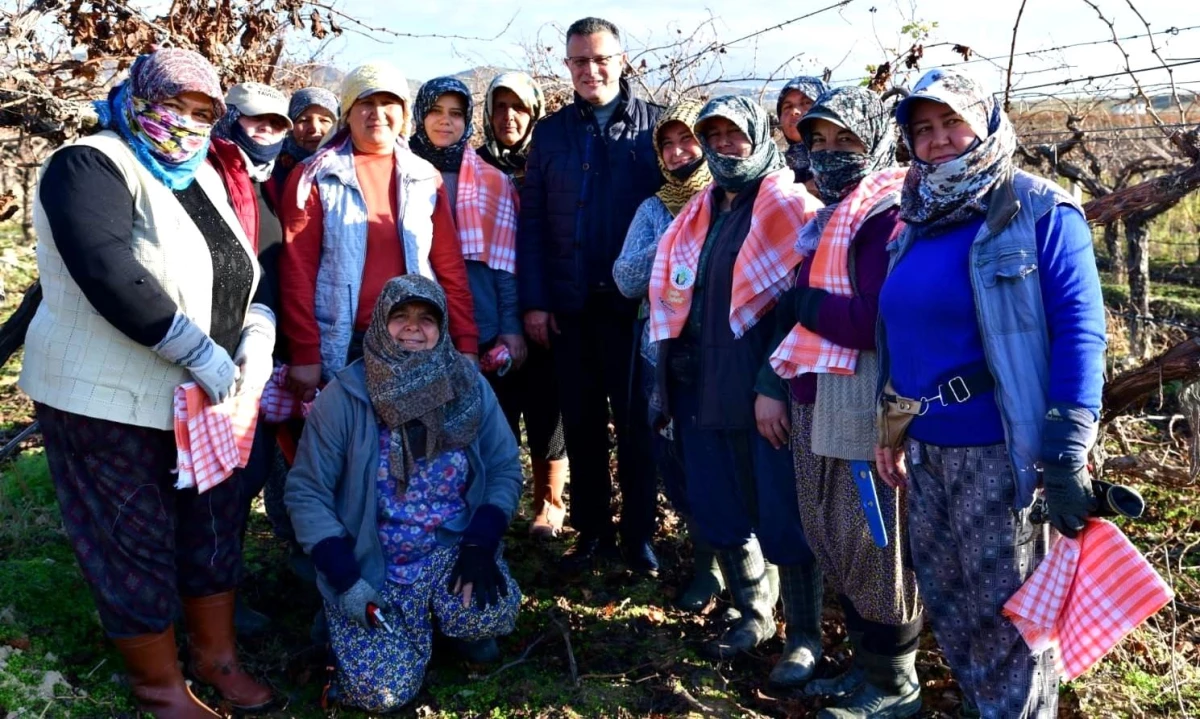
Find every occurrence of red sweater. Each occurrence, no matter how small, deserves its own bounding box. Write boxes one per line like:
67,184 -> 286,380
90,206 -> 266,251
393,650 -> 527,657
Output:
279,153 -> 479,364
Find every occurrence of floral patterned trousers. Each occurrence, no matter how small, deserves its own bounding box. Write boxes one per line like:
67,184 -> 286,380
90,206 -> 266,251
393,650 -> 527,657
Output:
324,544 -> 521,713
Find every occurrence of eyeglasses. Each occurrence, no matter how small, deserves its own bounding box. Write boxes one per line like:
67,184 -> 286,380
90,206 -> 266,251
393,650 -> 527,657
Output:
565,54 -> 621,71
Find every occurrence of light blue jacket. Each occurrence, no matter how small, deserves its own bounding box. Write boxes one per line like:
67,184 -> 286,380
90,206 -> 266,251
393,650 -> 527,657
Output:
285,361 -> 523,603
879,170 -> 1105,509
310,140 -> 441,381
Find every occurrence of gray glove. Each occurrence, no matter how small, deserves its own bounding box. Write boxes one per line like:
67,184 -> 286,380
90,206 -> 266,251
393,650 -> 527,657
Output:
153,311 -> 237,404
337,578 -> 383,629
1042,462 -> 1094,538
233,303 -> 276,395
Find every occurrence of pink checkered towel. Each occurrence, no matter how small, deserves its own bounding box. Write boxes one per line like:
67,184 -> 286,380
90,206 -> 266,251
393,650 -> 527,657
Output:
1002,518 -> 1173,680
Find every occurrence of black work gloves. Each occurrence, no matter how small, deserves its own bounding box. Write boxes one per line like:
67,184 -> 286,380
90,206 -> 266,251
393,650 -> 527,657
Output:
1040,406 -> 1100,538
449,504 -> 509,609
1041,462 -> 1094,538
448,543 -> 508,610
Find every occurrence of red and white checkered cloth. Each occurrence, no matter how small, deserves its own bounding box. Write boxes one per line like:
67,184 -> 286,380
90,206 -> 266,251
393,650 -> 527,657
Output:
259,364 -> 316,424
647,168 -> 822,343
769,168 -> 906,378
1002,518 -> 1173,681
173,383 -> 261,494
456,145 -> 519,274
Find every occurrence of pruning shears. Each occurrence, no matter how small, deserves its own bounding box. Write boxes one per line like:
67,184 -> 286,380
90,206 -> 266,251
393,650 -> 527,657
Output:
366,602 -> 394,634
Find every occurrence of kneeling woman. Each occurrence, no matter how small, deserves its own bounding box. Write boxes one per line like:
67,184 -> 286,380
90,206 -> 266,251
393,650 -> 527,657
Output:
287,276 -> 523,713
646,96 -> 822,682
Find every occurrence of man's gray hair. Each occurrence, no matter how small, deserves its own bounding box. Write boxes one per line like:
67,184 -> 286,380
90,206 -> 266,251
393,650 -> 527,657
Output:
566,17 -> 621,44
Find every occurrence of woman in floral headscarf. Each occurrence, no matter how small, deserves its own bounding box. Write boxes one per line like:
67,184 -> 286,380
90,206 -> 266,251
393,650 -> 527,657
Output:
758,86 -> 920,712
777,75 -> 829,185
20,48 -> 275,717
613,98 -> 722,610
478,71 -> 545,184
286,275 -> 523,713
875,68 -> 1107,717
474,72 -> 570,538
645,96 -> 822,676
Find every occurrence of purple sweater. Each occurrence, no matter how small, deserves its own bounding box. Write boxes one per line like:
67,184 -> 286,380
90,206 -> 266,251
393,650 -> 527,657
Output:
756,206 -> 901,404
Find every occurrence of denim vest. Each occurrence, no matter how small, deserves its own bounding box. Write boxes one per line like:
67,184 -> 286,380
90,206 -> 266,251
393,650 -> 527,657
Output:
311,141 -> 440,380
879,170 -> 1079,508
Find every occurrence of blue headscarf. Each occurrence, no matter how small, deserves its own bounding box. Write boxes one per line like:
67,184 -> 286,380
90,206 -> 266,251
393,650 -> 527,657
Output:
272,87 -> 339,187
281,87 -> 338,164
410,77 -> 474,172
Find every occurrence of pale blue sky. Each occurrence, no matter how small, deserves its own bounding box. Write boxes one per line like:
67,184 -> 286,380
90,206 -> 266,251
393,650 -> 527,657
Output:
283,0 -> 1200,101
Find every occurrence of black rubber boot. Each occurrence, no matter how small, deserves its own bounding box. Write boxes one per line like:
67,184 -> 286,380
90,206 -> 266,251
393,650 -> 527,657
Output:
704,539 -> 777,659
769,562 -> 824,687
817,649 -> 921,719
805,629 -> 866,698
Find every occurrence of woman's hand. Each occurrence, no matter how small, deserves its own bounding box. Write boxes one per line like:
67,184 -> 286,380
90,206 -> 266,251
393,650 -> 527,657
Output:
287,363 -> 322,402
499,334 -> 528,370
448,544 -> 507,610
754,394 -> 791,450
337,578 -> 383,628
874,445 -> 908,488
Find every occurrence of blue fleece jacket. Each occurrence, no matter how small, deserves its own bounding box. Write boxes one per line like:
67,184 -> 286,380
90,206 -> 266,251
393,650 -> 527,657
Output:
879,204 -> 1106,447
285,361 -> 522,602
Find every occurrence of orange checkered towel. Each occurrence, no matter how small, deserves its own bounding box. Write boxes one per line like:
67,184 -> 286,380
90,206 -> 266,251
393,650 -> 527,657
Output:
647,168 -> 821,342
173,383 -> 262,493
456,145 -> 519,274
1002,518 -> 1173,681
769,167 -> 907,378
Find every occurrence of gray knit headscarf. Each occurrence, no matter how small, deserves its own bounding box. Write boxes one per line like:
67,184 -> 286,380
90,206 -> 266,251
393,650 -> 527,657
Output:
695,96 -> 783,193
363,276 -> 482,480
800,86 -> 896,204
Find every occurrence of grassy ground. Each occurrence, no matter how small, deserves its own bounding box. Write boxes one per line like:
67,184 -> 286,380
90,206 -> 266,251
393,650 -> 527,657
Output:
1,218 -> 1198,717
0,443 -> 1197,719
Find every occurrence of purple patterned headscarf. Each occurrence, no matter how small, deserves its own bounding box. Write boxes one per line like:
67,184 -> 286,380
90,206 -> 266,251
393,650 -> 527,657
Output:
94,49 -> 226,190
128,48 -> 226,117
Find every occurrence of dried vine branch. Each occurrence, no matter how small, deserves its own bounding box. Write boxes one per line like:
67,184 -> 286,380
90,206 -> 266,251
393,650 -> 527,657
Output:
1003,0 -> 1029,112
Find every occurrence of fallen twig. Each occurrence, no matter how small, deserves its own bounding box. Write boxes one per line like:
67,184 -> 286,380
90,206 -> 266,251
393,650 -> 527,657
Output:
1160,550 -> 1187,717
548,612 -> 579,687
83,658 -> 107,680
483,630 -> 550,681
671,680 -> 714,715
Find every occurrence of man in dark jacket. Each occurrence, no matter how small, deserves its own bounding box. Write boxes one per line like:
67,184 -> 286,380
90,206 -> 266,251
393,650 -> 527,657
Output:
517,16 -> 663,574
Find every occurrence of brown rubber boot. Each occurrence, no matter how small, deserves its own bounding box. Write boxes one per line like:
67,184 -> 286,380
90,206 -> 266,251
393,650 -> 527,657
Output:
529,458 -> 568,539
183,591 -> 273,712
112,626 -> 220,718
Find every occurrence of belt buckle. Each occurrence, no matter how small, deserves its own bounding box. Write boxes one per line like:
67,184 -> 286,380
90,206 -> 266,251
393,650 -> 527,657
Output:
945,376 -> 971,404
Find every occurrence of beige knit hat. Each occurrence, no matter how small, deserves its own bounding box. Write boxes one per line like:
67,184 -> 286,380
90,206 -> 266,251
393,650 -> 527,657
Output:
340,61 -> 411,134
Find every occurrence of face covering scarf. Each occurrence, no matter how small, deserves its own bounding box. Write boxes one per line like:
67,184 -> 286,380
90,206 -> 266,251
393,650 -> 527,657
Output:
653,99 -> 713,216
95,81 -> 214,190
898,70 -> 1017,234
696,95 -> 784,194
